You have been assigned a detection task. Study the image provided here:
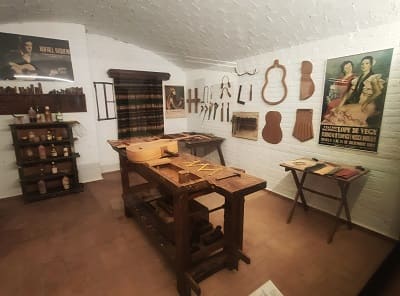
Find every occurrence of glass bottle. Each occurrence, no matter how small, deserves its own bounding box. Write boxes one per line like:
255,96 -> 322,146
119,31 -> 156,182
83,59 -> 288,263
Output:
50,144 -> 57,157
38,169 -> 47,194
62,176 -> 70,190
44,106 -> 52,122
46,130 -> 53,141
35,106 -> 42,123
26,147 -> 34,159
56,111 -> 63,122
63,146 -> 69,157
38,144 -> 46,159
28,107 -> 36,123
51,162 -> 58,174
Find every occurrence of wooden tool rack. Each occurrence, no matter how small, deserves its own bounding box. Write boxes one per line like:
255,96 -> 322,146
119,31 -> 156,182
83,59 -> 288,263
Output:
111,144 -> 266,296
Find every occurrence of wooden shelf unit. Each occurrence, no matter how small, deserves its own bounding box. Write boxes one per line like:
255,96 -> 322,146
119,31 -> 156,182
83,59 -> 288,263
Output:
10,121 -> 83,201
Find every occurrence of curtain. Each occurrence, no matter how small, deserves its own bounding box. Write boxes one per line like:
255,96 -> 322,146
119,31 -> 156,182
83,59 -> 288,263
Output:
113,77 -> 164,139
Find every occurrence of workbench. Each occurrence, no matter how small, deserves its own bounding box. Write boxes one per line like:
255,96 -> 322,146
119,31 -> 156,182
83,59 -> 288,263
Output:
280,158 -> 369,243
109,141 -> 266,296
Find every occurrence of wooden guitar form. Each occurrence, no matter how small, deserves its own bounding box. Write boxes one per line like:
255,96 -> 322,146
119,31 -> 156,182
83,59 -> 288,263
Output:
300,61 -> 315,100
126,139 -> 178,163
262,111 -> 282,144
261,59 -> 288,105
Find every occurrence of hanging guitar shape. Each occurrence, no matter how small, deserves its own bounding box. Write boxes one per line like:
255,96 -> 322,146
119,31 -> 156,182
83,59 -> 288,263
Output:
262,111 -> 282,144
300,60 -> 315,100
261,59 -> 288,105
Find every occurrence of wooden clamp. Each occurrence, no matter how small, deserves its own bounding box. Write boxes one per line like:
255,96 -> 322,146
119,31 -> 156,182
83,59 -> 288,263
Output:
186,89 -> 192,113
193,88 -> 201,113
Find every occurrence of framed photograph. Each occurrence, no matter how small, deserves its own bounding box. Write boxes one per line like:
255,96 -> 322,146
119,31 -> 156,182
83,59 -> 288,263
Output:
165,85 -> 185,118
319,48 -> 393,152
0,32 -> 74,82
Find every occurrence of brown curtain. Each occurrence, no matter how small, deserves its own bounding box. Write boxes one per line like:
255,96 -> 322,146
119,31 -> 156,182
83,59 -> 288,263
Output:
108,70 -> 170,139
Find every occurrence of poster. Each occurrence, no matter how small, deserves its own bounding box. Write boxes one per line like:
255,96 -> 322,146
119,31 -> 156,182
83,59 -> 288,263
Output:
319,48 -> 393,152
165,85 -> 185,118
0,32 -> 74,82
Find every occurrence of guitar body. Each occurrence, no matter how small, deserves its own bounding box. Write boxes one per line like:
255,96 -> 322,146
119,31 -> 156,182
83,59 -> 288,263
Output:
262,111 -> 282,144
126,139 -> 178,163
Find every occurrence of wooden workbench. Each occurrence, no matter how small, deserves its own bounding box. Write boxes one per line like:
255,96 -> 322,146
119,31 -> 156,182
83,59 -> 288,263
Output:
109,142 -> 266,296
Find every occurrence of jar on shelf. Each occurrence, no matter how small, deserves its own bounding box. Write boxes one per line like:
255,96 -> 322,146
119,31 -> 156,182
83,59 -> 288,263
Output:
28,131 -> 35,142
51,162 -> 58,174
44,106 -> 52,122
28,107 -> 36,123
38,145 -> 46,160
25,147 -> 34,159
56,112 -> 63,122
46,130 -> 53,141
63,146 -> 69,157
62,176 -> 70,190
38,169 -> 47,194
50,144 -> 57,157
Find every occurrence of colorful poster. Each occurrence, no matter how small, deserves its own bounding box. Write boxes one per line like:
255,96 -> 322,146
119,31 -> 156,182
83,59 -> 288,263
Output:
0,32 -> 74,82
319,48 -> 393,152
165,85 -> 185,118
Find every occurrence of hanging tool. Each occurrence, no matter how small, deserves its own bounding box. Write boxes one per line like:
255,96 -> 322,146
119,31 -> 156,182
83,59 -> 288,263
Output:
234,67 -> 257,76
199,105 -> 204,116
213,102 -> 219,120
208,102 -> 213,120
227,102 -> 230,122
200,86 -> 209,117
193,88 -> 201,113
237,85 -> 245,105
249,84 -> 252,101
186,89 -> 193,112
220,102 -> 224,122
202,105 -> 208,121
220,75 -> 232,99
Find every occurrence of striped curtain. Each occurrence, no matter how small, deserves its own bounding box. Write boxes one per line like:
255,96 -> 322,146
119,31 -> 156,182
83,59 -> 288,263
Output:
113,77 -> 164,139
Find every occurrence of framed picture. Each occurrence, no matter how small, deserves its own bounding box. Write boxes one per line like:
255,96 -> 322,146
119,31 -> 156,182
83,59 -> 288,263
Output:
0,32 -> 74,82
319,48 -> 393,152
165,85 -> 185,118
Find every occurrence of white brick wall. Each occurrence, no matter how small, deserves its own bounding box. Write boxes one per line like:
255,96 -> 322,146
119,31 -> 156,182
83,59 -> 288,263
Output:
187,22 -> 400,239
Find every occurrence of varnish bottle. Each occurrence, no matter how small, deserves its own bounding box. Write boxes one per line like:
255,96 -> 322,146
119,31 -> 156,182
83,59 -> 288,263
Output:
28,107 -> 36,123
63,146 -> 69,157
51,162 -> 58,174
62,176 -> 70,190
38,169 -> 47,194
50,144 -> 57,157
38,144 -> 46,159
35,106 -> 42,123
46,130 -> 53,141
44,106 -> 52,122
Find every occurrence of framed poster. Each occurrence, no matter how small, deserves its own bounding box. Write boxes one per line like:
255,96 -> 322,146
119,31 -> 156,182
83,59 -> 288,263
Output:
165,85 -> 185,118
319,48 -> 393,152
0,32 -> 74,82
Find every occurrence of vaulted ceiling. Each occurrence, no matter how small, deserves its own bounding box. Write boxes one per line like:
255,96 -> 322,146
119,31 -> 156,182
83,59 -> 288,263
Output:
1,0 -> 400,69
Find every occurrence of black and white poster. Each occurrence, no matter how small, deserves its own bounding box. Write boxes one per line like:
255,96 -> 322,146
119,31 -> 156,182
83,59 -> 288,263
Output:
0,32 -> 74,82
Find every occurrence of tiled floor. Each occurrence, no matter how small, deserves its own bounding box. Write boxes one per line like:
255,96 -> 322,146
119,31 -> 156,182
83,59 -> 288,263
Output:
0,171 -> 397,296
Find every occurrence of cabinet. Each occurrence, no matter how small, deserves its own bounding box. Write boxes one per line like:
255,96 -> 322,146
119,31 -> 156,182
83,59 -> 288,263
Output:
9,121 -> 83,201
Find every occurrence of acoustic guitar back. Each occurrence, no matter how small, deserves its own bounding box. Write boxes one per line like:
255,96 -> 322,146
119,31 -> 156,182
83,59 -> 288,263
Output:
262,111 -> 282,144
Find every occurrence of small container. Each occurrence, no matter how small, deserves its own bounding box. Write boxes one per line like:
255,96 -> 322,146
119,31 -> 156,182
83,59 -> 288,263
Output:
28,107 -> 36,123
38,179 -> 47,194
44,106 -> 52,122
63,147 -> 69,157
40,134 -> 46,142
28,131 -> 35,142
51,162 -> 58,174
38,145 -> 46,160
46,130 -> 53,141
26,147 -> 34,159
56,112 -> 63,122
62,176 -> 70,190
50,144 -> 57,157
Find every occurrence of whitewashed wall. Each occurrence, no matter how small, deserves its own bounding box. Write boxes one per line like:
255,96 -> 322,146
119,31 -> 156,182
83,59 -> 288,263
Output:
0,23 -> 103,198
86,34 -> 187,173
187,23 -> 400,239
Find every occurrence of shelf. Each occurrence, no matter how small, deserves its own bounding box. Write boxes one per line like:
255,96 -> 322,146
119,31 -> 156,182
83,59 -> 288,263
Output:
17,153 -> 80,166
9,121 -> 79,128
0,94 -> 86,114
20,172 -> 74,183
24,183 -> 84,202
16,139 -> 74,147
